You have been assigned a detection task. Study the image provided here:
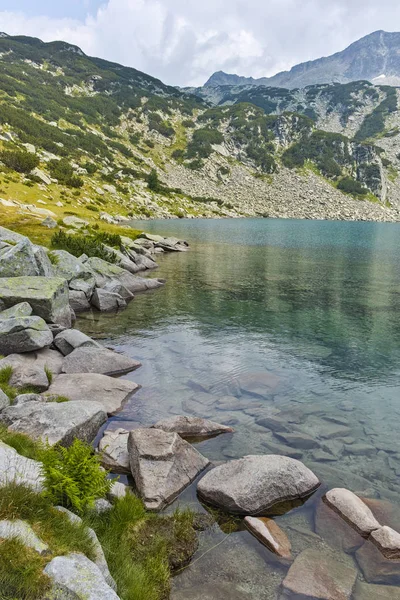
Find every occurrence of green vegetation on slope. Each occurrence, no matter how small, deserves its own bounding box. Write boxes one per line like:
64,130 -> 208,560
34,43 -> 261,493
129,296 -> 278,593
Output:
355,86 -> 398,141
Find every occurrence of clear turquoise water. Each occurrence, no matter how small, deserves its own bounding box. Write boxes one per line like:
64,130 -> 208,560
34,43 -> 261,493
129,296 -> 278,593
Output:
77,218 -> 400,599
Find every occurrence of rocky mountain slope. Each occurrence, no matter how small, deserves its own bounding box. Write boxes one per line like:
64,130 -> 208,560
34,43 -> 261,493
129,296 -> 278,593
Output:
0,33 -> 399,227
202,30 -> 400,90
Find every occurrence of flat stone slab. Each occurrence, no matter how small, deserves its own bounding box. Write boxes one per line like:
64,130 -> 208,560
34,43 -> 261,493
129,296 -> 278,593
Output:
0,519 -> 49,554
315,498 -> 365,554
237,372 -> 280,398
61,346 -> 141,376
323,488 -> 381,537
44,553 -> 119,600
128,428 -> 210,511
244,516 -> 291,560
98,428 -> 131,473
0,316 -> 53,355
281,547 -> 357,600
197,455 -> 320,515
0,441 -> 44,491
0,276 -> 71,327
47,373 -> 139,415
0,401 -> 107,446
152,415 -> 234,440
274,431 -> 320,449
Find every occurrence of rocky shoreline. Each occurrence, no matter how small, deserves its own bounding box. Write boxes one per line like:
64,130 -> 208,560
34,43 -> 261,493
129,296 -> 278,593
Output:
0,224 -> 400,599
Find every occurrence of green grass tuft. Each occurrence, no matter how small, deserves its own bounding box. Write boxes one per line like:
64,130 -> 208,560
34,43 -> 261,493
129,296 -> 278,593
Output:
44,367 -> 53,385
0,425 -> 43,461
0,537 -> 50,600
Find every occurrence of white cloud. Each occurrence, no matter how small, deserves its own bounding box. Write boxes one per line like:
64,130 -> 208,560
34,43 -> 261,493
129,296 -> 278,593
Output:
1,0 -> 400,86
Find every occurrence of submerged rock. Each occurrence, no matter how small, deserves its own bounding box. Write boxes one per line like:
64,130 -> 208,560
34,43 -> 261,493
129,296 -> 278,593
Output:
197,455 -> 320,515
0,401 -> 107,446
152,415 -> 234,439
128,428 -> 210,510
0,276 -> 71,327
244,516 -> 291,560
323,488 -> 381,537
44,553 -> 120,600
356,537 -> 400,584
370,526 -> 400,559
0,316 -> 53,355
237,372 -> 280,398
315,498 -> 365,553
353,580 -> 400,599
281,547 -> 357,600
47,373 -> 139,415
274,431 -> 320,450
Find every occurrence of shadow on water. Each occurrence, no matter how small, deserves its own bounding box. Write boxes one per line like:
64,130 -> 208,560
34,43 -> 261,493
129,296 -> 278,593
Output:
77,218 -> 400,599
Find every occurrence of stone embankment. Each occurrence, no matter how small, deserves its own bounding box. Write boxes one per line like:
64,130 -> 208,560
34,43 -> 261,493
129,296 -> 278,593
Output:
0,225 -> 400,599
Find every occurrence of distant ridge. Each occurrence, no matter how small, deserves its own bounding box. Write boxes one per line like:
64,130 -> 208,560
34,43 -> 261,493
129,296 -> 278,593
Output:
204,30 -> 400,89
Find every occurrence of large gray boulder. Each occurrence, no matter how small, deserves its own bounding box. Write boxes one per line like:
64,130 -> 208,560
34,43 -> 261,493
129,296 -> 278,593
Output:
197,455 -> 320,515
46,373 -> 139,415
0,316 -> 53,355
51,249 -> 95,284
0,441 -> 44,491
281,548 -> 357,600
86,257 -> 163,294
0,348 -> 64,376
152,415 -> 234,440
128,428 -> 210,510
0,277 -> 71,327
91,289 -> 126,311
102,245 -> 141,274
61,347 -> 141,376
32,245 -> 54,277
0,400 -> 107,446
0,239 -> 40,277
9,363 -> 50,392
0,389 -> 10,411
44,553 -> 120,600
54,329 -> 100,356
0,302 -> 32,319
102,280 -> 134,301
69,290 -> 91,312
0,520 -> 49,555
55,507 -> 116,590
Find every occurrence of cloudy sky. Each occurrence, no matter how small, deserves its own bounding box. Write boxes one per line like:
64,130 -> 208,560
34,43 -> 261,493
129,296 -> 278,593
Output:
1,0 -> 400,86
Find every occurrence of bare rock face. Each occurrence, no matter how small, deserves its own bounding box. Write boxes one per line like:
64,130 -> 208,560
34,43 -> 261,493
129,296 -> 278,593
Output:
323,488 -> 381,537
197,455 -> 320,515
244,516 -> 291,560
61,346 -> 141,376
0,400 -> 107,446
152,415 -> 234,440
128,428 -> 210,511
281,547 -> 357,600
46,373 -> 139,415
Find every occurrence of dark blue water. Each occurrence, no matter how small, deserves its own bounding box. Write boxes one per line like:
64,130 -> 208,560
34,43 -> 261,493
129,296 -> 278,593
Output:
77,218 -> 400,599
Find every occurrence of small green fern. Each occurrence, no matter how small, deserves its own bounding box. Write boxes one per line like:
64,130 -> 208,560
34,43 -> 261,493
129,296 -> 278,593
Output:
40,439 -> 112,514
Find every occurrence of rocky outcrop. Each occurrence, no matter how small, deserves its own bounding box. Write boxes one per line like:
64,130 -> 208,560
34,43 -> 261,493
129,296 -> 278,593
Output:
46,373 -> 139,415
44,553 -> 120,600
197,455 -> 320,515
61,346 -> 141,376
0,276 -> 71,327
0,400 -> 107,446
0,316 -> 53,355
151,415 -> 234,439
281,548 -> 357,600
128,428 -> 210,510
244,516 -> 291,560
85,257 -> 163,295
